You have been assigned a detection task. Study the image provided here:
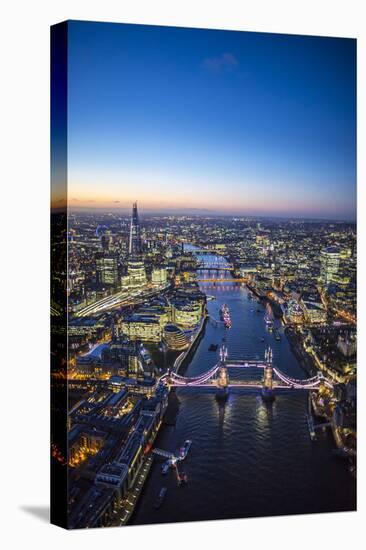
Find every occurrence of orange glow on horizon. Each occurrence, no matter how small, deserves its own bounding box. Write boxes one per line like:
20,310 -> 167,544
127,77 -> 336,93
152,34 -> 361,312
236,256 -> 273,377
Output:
66,194 -> 342,217
66,175 -> 353,218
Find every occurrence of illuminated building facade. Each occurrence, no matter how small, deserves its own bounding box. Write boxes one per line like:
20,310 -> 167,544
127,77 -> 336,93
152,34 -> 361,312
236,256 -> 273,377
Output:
171,300 -> 203,328
152,267 -> 168,285
96,252 -> 119,287
320,246 -> 341,286
129,201 -> 142,256
163,323 -> 188,350
121,314 -> 162,342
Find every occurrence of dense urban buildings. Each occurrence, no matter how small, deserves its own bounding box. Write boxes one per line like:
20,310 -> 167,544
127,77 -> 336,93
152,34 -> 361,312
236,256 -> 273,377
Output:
57,202 -> 357,527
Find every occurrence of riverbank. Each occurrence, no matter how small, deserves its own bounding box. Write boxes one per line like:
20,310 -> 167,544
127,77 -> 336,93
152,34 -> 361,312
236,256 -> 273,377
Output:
177,315 -> 209,375
163,390 -> 181,426
162,314 -> 208,426
246,283 -> 283,318
285,327 -> 317,377
118,454 -> 155,526
123,313 -> 208,523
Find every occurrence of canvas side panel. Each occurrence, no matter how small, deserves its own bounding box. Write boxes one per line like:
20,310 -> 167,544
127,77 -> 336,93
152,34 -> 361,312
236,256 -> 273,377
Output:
50,21 -> 68,529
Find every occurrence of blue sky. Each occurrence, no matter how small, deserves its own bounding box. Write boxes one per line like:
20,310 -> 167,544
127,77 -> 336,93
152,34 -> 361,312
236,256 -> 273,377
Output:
66,21 -> 356,219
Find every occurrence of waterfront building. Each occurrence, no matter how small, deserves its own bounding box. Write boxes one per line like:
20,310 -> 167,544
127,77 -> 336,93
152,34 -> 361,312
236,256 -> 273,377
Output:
96,462 -> 129,500
171,297 -> 203,329
171,299 -> 202,328
285,299 -> 304,324
163,323 -> 188,350
108,374 -> 156,396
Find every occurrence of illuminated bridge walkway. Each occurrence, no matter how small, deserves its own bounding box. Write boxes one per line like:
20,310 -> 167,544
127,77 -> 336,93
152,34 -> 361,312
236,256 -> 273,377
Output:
160,346 -> 332,393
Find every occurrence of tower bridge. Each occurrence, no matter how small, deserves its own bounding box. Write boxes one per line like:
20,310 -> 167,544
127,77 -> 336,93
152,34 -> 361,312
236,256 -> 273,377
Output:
160,345 -> 332,401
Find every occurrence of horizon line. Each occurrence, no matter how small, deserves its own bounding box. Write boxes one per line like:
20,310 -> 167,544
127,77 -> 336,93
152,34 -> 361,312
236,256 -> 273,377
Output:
65,205 -> 356,223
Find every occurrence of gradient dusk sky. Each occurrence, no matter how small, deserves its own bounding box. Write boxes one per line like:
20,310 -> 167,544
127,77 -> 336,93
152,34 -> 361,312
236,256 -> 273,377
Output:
66,21 -> 356,219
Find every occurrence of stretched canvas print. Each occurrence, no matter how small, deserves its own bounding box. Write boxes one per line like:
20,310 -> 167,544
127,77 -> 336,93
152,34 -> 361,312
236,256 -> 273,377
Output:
51,20 -> 357,529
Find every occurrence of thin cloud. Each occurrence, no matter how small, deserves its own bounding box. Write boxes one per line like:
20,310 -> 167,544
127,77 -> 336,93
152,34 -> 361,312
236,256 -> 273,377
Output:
203,53 -> 238,73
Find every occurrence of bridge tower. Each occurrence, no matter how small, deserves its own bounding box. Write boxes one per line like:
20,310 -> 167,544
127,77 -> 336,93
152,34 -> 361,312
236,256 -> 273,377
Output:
219,343 -> 228,365
216,343 -> 229,401
216,366 -> 229,401
262,347 -> 275,402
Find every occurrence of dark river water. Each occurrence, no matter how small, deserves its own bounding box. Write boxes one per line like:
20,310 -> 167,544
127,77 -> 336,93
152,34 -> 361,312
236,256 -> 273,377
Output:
131,251 -> 356,525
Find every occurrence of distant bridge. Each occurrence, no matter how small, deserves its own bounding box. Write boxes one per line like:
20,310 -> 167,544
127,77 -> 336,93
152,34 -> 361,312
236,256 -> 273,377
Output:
197,278 -> 247,283
197,263 -> 233,271
191,248 -> 226,256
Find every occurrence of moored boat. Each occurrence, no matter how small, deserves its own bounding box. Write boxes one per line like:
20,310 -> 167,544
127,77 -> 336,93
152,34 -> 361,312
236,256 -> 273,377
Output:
179,439 -> 192,460
220,304 -> 232,328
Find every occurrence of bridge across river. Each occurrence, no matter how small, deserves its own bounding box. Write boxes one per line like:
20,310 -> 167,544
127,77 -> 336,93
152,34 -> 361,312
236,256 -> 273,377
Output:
160,345 -> 332,398
197,277 -> 247,283
197,263 -> 234,271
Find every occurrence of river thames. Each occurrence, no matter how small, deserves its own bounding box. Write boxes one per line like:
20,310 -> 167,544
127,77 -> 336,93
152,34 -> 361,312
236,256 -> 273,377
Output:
132,252 -> 356,525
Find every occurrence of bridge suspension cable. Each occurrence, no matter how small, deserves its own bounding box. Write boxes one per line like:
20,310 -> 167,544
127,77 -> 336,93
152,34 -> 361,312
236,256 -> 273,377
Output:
272,367 -> 324,389
170,364 -> 219,381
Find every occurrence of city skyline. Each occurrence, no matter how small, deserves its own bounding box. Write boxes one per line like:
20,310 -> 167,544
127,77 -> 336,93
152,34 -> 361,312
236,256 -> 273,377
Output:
60,21 -> 356,220
67,202 -> 357,222
51,21 -> 356,529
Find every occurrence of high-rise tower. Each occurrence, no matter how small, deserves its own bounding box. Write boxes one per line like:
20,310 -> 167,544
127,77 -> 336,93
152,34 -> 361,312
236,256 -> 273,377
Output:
124,202 -> 147,288
129,201 -> 142,257
320,246 -> 340,286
